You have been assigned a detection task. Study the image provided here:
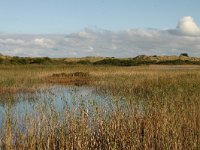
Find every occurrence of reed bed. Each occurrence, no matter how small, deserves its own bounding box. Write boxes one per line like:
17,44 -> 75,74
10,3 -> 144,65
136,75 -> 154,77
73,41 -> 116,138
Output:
0,64 -> 200,149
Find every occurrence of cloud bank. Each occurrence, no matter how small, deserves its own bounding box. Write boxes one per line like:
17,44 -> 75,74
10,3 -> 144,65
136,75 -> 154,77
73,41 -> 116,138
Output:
0,16 -> 200,57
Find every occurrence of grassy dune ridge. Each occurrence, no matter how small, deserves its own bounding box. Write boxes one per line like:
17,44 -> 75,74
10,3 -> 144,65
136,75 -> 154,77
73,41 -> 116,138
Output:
0,64 -> 200,149
1,54 -> 200,65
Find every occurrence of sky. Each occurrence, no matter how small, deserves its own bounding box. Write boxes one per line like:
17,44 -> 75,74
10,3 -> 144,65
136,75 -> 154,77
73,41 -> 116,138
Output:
0,0 -> 200,57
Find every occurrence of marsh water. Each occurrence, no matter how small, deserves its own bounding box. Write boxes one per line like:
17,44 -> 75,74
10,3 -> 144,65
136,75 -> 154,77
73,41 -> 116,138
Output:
0,85 -> 131,133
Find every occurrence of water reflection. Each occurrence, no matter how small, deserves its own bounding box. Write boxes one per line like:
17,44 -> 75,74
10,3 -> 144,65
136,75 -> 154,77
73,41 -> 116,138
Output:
0,85 -> 128,128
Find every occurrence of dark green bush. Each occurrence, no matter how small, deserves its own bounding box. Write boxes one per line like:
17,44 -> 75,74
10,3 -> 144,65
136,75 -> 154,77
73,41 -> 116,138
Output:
31,57 -> 52,64
156,59 -> 190,65
93,58 -> 137,66
10,56 -> 29,64
93,58 -> 157,66
0,57 -> 4,64
180,53 -> 189,57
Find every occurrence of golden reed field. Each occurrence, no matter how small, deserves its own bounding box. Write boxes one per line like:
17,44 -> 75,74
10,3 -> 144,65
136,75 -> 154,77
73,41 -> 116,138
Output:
0,64 -> 199,149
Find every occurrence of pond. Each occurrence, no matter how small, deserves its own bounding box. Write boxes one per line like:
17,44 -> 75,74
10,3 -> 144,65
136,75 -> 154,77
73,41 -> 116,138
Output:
0,85 -> 131,133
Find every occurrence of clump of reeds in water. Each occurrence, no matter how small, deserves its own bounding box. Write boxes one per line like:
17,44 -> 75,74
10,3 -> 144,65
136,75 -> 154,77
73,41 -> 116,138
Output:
49,72 -> 90,86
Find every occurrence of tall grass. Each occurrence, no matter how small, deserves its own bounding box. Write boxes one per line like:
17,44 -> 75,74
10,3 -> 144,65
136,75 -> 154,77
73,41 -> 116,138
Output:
0,65 -> 200,149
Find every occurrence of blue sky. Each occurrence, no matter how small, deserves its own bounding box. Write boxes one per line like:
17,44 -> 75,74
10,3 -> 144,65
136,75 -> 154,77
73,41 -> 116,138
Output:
0,0 -> 200,57
0,0 -> 199,33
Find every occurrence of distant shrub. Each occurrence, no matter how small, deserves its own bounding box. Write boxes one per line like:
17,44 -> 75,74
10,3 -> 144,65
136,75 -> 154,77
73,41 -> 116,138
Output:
94,58 -> 136,66
93,58 -> 157,66
180,53 -> 189,57
31,57 -> 52,64
0,57 -> 4,64
10,56 -> 29,64
156,59 -> 191,65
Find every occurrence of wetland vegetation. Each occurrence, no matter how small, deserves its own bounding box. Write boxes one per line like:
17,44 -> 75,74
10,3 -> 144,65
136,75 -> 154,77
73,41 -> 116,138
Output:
0,60 -> 200,149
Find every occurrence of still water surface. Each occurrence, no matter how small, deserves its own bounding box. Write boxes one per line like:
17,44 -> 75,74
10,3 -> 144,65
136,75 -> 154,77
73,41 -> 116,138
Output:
0,85 -> 129,130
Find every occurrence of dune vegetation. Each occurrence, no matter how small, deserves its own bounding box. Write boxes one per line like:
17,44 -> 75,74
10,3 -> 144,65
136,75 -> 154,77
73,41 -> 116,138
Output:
1,54 -> 200,66
0,63 -> 200,149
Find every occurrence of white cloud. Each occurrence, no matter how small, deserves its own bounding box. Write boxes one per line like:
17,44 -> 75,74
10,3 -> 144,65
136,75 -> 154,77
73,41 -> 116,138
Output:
0,38 -> 25,45
169,16 -> 200,36
33,38 -> 54,48
0,16 -> 200,57
177,16 -> 200,36
86,46 -> 94,52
